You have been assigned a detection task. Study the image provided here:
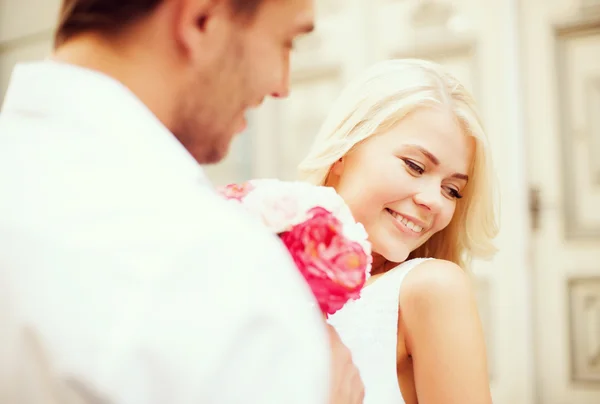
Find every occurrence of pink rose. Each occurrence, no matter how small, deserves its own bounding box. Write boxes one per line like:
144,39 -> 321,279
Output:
280,207 -> 369,316
217,182 -> 255,201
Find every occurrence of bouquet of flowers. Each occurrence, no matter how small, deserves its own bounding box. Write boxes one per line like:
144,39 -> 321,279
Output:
217,179 -> 372,316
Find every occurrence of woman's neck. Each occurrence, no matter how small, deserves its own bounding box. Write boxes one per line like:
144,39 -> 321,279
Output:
370,253 -> 401,276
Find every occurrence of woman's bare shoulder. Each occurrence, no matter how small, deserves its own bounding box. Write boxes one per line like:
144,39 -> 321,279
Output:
399,258 -> 476,322
396,259 -> 492,402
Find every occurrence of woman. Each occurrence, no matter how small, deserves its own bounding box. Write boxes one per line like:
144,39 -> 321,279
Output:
298,59 -> 499,404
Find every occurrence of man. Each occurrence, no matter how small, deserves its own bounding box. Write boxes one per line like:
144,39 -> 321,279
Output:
0,1 -> 364,403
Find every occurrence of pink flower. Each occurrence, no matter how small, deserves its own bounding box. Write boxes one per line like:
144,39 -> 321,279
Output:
217,182 -> 255,201
214,179 -> 372,315
280,207 -> 370,316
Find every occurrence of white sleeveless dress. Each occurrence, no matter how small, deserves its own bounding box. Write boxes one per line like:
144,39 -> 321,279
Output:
327,258 -> 431,404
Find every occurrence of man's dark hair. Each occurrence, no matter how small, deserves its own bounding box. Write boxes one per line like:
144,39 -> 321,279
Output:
54,0 -> 264,47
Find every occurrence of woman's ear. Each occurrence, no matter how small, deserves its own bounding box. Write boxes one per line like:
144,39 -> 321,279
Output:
324,157 -> 344,187
331,157 -> 344,176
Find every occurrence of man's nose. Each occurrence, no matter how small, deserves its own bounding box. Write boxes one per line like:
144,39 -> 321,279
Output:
271,88 -> 289,98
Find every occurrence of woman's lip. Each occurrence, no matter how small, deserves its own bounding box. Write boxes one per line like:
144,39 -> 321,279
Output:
386,209 -> 425,237
386,208 -> 428,229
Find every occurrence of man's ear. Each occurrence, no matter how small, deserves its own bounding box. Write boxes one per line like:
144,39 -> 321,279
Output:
174,0 -> 231,60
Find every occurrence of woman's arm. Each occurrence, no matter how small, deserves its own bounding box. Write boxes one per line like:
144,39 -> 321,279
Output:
400,259 -> 492,404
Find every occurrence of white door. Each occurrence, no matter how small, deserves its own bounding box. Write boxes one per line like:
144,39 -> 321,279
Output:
523,0 -> 600,403
253,0 -> 536,402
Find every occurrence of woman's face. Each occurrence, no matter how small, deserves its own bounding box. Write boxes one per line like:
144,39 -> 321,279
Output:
330,107 -> 474,264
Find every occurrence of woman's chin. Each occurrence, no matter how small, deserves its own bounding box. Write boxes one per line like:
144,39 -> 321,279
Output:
373,242 -> 411,267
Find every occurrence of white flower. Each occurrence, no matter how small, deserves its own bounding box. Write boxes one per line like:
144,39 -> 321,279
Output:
235,179 -> 372,273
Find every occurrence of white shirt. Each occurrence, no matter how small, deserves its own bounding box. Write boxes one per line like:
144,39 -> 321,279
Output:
0,61 -> 329,404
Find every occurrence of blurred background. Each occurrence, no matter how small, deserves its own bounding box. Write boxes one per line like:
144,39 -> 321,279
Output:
1,0 -> 599,403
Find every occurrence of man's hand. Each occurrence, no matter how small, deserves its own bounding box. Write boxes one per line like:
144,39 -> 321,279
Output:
327,324 -> 364,404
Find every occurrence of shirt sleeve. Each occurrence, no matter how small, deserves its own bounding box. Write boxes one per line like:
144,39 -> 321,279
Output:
198,233 -> 331,404
200,241 -> 331,404
110,205 -> 331,404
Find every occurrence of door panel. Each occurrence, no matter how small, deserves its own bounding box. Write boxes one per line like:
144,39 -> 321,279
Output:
522,0 -> 600,402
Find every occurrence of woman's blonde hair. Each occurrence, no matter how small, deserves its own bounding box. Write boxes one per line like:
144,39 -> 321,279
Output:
298,59 -> 499,269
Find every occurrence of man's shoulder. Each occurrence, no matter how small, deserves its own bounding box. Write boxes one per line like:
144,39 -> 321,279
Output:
157,185 -> 293,266
178,187 -> 275,241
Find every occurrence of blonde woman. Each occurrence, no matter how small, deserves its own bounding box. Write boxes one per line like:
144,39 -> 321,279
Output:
298,59 -> 498,404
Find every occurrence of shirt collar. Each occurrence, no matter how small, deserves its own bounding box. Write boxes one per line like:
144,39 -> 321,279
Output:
2,60 -> 212,187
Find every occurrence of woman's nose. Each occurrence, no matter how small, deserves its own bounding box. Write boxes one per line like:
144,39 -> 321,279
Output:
413,186 -> 444,213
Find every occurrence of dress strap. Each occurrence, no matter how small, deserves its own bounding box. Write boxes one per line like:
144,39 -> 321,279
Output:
362,258 -> 432,300
326,258 -> 433,404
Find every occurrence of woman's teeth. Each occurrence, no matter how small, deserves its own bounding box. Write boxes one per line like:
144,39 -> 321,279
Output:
387,209 -> 424,233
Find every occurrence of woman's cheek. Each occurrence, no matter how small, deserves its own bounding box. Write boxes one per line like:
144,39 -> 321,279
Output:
436,207 -> 456,232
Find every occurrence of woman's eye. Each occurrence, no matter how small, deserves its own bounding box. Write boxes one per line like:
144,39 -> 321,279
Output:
403,159 -> 424,175
444,187 -> 463,199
